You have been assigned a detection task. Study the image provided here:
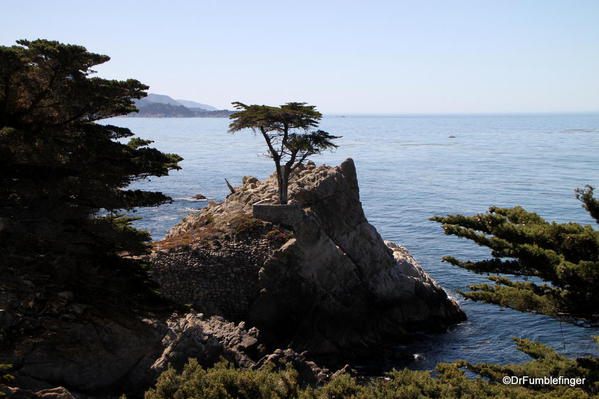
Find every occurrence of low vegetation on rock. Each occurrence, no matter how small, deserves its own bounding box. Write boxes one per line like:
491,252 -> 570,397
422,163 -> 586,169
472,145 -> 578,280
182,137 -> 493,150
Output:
146,336 -> 599,399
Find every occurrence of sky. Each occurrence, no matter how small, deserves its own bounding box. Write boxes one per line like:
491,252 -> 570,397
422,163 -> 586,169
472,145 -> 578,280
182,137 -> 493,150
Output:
2,0 -> 598,114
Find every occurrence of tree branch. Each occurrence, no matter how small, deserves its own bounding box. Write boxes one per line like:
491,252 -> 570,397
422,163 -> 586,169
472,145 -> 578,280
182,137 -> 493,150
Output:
259,126 -> 280,162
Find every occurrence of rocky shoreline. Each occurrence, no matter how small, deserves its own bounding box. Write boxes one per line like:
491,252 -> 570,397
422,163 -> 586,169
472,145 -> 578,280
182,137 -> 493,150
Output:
1,159 -> 465,398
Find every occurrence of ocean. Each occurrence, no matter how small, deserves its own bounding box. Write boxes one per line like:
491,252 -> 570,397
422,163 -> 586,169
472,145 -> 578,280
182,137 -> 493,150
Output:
104,113 -> 599,369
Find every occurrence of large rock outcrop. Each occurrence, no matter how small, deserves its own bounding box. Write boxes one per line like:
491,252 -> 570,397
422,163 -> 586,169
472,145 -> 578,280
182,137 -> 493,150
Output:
0,309 -> 267,395
0,307 -> 332,396
153,158 -> 465,359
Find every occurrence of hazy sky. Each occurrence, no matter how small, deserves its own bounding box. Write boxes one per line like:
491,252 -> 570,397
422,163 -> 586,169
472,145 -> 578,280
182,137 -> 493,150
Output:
2,0 -> 598,113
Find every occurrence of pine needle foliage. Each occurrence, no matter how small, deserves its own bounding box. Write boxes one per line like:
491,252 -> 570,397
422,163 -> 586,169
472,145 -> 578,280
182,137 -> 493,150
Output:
431,188 -> 599,323
0,39 -> 182,304
228,102 -> 340,204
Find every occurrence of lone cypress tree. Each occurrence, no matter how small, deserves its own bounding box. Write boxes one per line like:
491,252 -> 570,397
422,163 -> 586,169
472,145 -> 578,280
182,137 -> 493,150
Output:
228,102 -> 340,204
431,186 -> 599,324
0,40 -> 182,302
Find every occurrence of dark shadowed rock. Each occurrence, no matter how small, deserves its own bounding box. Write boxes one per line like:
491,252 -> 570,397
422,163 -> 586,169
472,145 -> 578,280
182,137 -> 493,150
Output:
151,312 -> 264,372
0,310 -> 265,396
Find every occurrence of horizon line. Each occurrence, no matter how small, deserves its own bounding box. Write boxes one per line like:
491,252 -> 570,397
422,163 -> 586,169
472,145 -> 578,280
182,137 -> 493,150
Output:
321,110 -> 599,117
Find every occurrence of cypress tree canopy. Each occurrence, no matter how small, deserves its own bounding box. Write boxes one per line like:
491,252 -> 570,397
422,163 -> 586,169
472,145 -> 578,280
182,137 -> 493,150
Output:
0,39 -> 182,301
228,102 -> 340,204
432,187 -> 599,324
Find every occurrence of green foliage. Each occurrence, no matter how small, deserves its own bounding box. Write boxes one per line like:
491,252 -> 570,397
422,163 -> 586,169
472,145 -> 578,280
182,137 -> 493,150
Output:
145,359 -> 300,399
229,102 -> 340,204
0,364 -> 14,397
0,39 -> 182,304
146,338 -> 599,399
456,277 -> 558,316
0,364 -> 13,384
458,338 -> 599,396
576,186 -> 599,224
431,190 -> 599,322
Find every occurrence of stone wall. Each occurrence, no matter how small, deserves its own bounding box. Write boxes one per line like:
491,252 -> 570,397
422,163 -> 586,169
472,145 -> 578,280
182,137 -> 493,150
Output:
151,251 -> 259,320
252,201 -> 302,227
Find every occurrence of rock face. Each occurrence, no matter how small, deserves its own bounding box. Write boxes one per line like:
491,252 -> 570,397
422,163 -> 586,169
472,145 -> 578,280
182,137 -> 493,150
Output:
155,158 -> 465,359
152,313 -> 263,372
1,308 -> 330,396
0,310 -> 267,395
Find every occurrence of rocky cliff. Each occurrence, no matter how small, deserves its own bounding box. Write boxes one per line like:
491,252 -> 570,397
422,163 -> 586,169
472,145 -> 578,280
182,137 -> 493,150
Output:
152,158 -> 465,359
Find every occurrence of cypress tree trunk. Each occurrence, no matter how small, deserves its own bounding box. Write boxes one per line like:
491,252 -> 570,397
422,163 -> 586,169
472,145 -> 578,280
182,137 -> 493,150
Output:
280,177 -> 288,204
274,162 -> 287,204
273,164 -> 290,204
279,165 -> 289,204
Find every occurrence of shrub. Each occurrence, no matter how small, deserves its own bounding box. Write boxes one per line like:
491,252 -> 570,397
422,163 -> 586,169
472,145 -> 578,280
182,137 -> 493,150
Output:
146,337 -> 599,399
0,364 -> 13,383
265,228 -> 293,244
0,364 -> 14,396
145,359 -> 300,399
229,214 -> 263,235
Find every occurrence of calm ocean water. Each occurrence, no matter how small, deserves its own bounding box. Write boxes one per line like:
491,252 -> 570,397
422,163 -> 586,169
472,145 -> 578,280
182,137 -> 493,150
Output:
106,113 -> 599,369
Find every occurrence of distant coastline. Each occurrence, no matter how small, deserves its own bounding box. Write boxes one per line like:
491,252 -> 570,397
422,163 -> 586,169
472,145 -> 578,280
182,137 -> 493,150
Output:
130,93 -> 233,118
128,105 -> 234,118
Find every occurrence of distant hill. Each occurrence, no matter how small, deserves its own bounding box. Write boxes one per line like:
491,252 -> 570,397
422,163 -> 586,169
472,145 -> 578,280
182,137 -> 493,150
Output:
131,93 -> 231,118
133,102 -> 195,117
175,99 -> 217,111
136,93 -> 182,106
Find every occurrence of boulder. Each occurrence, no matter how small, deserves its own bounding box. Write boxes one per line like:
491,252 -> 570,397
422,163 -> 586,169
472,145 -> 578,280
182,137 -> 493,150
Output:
151,313 -> 264,372
252,348 -> 331,386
